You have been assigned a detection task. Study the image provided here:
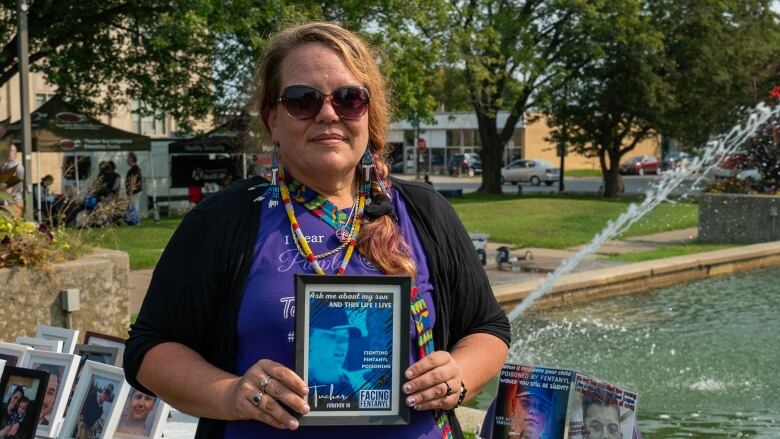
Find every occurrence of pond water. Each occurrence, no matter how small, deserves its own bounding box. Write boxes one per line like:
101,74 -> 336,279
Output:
478,267 -> 780,438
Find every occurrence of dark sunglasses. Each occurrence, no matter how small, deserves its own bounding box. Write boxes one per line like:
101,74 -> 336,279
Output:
277,85 -> 370,120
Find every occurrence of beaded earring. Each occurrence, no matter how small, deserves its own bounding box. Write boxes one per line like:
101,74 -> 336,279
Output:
249,146 -> 280,207
361,146 -> 374,183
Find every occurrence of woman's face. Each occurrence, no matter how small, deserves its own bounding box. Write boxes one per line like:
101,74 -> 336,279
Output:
267,43 -> 370,183
128,390 -> 155,421
7,390 -> 22,412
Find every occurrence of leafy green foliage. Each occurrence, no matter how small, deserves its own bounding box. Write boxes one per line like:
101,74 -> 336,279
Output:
547,0 -> 779,197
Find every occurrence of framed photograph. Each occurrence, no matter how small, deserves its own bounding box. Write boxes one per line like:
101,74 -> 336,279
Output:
0,360 -> 4,381
295,274 -> 411,426
74,345 -> 120,368
83,332 -> 126,365
58,361 -> 129,439
21,351 -> 80,438
0,365 -> 49,439
0,342 -> 33,368
113,387 -> 171,439
15,336 -> 63,353
36,326 -> 80,355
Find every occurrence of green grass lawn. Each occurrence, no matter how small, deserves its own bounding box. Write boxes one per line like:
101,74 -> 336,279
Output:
601,242 -> 736,263
78,193 -> 699,269
451,193 -> 698,249
80,216 -> 182,269
564,169 -> 603,178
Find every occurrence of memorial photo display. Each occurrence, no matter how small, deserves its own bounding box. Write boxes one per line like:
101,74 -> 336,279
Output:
295,274 -> 411,426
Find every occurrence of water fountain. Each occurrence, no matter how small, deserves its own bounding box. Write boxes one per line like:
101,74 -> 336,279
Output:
508,102 -> 780,321
496,103 -> 780,437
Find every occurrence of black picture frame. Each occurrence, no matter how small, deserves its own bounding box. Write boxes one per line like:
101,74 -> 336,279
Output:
295,274 -> 411,426
0,366 -> 49,439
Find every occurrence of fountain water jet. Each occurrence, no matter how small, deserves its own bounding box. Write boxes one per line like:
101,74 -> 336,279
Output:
507,103 -> 780,322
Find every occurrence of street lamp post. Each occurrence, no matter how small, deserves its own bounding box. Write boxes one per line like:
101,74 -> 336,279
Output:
17,0 -> 33,221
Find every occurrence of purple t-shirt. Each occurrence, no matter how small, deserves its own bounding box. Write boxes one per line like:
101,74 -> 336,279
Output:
223,190 -> 442,439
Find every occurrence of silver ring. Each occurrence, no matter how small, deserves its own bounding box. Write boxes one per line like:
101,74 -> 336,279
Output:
259,375 -> 273,393
445,381 -> 453,397
251,391 -> 264,407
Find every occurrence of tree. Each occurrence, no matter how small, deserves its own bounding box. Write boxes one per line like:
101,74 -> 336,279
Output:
547,0 -> 668,197
3,1 -> 208,126
653,0 -> 780,147
547,0 -> 779,197
381,0 -> 587,194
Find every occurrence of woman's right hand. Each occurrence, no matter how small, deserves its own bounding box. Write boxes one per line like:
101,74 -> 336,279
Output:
229,359 -> 310,430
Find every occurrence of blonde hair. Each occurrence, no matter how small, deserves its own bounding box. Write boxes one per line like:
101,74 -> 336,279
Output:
249,22 -> 415,278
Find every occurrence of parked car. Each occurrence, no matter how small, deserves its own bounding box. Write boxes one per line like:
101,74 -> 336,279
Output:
711,152 -> 749,179
736,168 -> 762,182
619,155 -> 660,175
448,153 -> 482,176
662,151 -> 692,172
501,159 -> 560,186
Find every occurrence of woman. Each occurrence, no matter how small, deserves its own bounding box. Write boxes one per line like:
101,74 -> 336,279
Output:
125,22 -> 510,438
116,389 -> 157,436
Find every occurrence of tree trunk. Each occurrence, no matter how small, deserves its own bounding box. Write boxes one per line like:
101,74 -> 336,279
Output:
602,148 -> 623,198
476,111 -> 505,194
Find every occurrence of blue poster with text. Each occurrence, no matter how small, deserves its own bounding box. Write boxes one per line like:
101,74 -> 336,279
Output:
307,290 -> 395,412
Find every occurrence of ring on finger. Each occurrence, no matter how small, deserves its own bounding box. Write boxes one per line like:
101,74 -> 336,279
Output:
251,391 -> 264,407
259,375 -> 274,393
444,381 -> 453,397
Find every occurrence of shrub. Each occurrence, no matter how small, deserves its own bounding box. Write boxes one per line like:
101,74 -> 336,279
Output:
745,112 -> 779,193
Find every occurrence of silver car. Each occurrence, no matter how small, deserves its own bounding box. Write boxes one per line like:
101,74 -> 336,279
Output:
501,159 -> 560,186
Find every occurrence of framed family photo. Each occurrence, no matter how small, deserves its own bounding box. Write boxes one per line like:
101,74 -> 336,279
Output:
15,336 -> 63,353
36,326 -> 80,355
113,387 -> 171,439
0,342 -> 33,368
295,274 -> 411,426
0,365 -> 49,439
22,350 -> 80,438
57,361 -> 129,439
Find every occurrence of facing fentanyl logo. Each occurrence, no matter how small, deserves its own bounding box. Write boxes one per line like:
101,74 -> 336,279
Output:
359,390 -> 390,409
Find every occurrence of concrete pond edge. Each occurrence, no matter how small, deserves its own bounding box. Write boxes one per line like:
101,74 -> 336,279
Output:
492,240 -> 780,312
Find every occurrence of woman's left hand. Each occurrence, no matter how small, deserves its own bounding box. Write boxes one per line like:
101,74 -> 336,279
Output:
402,351 -> 462,411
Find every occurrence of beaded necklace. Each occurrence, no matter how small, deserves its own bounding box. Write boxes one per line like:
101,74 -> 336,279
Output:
286,178 -> 358,240
278,166 -> 366,276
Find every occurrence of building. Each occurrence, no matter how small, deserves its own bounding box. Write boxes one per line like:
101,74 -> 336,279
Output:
0,71 -> 188,194
388,111 -> 660,174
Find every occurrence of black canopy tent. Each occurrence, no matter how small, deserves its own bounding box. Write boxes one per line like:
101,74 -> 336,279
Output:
0,96 -> 153,221
167,113 -> 258,188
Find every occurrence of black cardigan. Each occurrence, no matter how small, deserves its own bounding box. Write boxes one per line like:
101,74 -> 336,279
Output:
125,176 -> 511,438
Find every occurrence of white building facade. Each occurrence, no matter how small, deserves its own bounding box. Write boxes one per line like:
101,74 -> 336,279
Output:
388,111 -> 524,174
